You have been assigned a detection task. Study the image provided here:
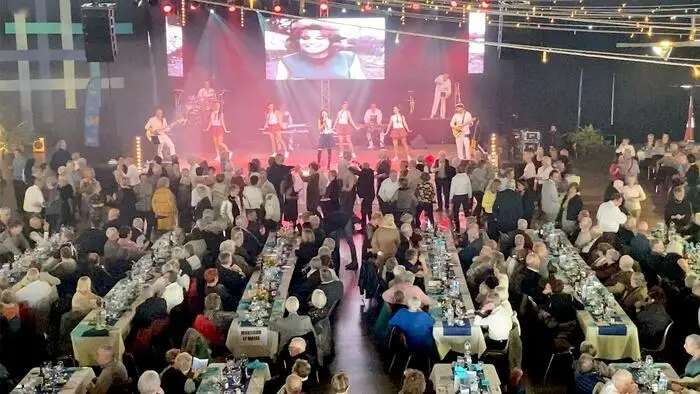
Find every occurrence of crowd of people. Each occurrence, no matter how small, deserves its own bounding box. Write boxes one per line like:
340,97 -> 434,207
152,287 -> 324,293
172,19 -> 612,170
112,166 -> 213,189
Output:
0,132 -> 698,394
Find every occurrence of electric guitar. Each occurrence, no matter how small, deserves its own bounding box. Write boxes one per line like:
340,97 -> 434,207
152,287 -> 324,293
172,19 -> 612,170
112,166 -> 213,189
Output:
145,117 -> 185,142
451,116 -> 478,138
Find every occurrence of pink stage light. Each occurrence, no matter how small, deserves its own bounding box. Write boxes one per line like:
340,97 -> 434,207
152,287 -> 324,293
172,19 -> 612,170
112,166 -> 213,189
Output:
228,5 -> 236,12
161,1 -> 173,14
450,0 -> 458,7
320,1 -> 328,11
273,3 -> 282,13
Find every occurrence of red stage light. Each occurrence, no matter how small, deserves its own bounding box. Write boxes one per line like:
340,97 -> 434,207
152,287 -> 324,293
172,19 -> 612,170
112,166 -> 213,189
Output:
450,0 -> 458,7
320,2 -> 328,11
228,5 -> 236,12
362,3 -> 372,11
410,3 -> 420,10
161,1 -> 173,14
273,3 -> 282,12
189,2 -> 198,10
480,0 -> 490,8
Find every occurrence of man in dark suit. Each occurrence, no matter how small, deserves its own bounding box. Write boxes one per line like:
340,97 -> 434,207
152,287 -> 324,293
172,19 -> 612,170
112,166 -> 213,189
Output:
216,252 -> 247,309
520,253 -> 548,305
76,219 -> 108,257
353,163 -> 375,230
86,253 -> 115,297
432,152 -> 456,212
267,154 -> 294,199
490,183 -> 523,240
133,286 -> 168,330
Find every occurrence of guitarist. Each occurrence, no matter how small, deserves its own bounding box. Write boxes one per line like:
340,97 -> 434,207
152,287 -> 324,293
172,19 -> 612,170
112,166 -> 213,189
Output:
144,109 -> 176,159
450,103 -> 473,161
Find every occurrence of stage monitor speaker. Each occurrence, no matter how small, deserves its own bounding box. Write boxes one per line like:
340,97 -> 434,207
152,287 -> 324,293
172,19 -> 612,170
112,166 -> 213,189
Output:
81,3 -> 117,63
32,138 -> 46,153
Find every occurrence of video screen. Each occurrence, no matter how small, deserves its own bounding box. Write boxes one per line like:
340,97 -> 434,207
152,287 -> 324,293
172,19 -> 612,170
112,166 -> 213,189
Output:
263,17 -> 385,80
468,12 -> 486,74
166,15 -> 184,78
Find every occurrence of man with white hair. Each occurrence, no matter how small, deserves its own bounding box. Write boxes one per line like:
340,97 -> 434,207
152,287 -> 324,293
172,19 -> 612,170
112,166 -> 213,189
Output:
269,296 -> 316,351
600,369 -> 638,394
473,293 -> 513,350
382,270 -> 432,307
137,370 -> 163,394
458,224 -> 484,271
388,296 -> 435,351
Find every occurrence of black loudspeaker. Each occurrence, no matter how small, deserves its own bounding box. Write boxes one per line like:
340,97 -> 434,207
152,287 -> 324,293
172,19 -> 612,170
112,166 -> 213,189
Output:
81,3 -> 117,63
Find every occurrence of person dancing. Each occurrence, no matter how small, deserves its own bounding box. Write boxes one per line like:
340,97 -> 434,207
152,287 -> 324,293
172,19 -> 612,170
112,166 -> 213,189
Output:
333,101 -> 359,158
205,101 -> 230,161
317,110 -> 336,170
263,103 -> 288,158
386,105 -> 411,161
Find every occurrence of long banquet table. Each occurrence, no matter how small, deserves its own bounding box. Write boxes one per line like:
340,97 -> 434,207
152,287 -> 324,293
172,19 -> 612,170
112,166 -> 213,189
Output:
70,234 -> 174,366
12,367 -> 95,394
427,230 -> 487,360
226,233 -> 298,358
546,229 -> 641,361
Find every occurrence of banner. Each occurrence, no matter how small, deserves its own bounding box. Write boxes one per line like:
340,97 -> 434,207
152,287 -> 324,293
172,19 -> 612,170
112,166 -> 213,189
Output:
84,77 -> 101,147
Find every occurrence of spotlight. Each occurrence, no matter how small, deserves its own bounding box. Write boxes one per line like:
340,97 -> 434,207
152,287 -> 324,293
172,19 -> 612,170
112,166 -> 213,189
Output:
320,1 -> 328,11
411,2 -> 420,10
450,0 -> 458,7
209,7 -> 215,13
160,1 -> 174,14
228,4 -> 236,12
480,0 -> 490,9
273,2 -> 282,13
362,3 -> 372,12
189,2 -> 199,11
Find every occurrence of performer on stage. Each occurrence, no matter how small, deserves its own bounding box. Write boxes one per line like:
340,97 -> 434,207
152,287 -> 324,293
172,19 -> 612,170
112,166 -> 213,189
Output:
279,103 -> 296,152
386,105 -> 411,161
363,103 -> 383,149
450,103 -> 473,161
317,110 -> 336,170
263,103 -> 288,157
197,80 -> 216,99
333,101 -> 359,157
205,101 -> 230,161
145,109 -> 176,159
431,73 -> 452,119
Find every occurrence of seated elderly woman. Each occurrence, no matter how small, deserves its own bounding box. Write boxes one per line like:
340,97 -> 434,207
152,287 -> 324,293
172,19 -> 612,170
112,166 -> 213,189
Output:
581,226 -> 604,259
192,293 -> 235,348
592,247 -> 621,283
269,296 -> 317,352
291,360 -> 312,393
606,255 -> 636,295
308,289 -> 332,358
71,276 -> 102,315
579,341 -> 614,378
160,352 -> 197,394
574,217 -> 593,249
26,215 -> 49,248
620,272 -> 648,313
466,246 -> 494,288
330,374 -> 350,394
382,270 -> 432,307
389,296 -> 435,353
203,268 -> 235,311
573,354 -> 605,394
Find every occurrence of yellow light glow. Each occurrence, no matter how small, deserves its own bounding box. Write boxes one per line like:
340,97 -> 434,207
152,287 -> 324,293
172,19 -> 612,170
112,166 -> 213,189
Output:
693,66 -> 700,79
542,51 -> 548,63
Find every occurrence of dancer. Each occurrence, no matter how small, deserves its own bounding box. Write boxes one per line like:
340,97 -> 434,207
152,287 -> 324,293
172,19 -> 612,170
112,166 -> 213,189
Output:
263,103 -> 288,158
317,110 -> 336,170
205,101 -> 230,161
386,105 -> 411,161
333,101 -> 359,158
450,103 -> 473,161
363,103 -> 384,149
144,109 -> 176,159
431,73 -> 452,119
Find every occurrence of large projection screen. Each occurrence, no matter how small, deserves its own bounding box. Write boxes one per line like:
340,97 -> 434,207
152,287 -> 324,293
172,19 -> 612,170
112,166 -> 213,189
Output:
264,17 -> 385,80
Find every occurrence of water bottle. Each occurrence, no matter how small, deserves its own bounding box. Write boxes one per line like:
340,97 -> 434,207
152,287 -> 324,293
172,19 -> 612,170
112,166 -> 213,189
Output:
446,307 -> 455,326
658,373 -> 668,392
464,342 -> 472,366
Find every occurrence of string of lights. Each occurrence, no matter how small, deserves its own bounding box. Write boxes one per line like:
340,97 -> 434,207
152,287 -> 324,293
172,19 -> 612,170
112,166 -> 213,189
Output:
189,0 -> 700,70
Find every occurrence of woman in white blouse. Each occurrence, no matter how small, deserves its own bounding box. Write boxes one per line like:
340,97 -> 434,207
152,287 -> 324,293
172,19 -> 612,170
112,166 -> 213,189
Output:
535,156 -> 553,188
520,152 -> 537,188
622,175 -> 646,219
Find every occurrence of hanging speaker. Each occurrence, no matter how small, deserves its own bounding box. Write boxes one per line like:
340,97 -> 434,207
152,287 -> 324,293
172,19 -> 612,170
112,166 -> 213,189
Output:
81,3 -> 118,63
33,138 -> 46,153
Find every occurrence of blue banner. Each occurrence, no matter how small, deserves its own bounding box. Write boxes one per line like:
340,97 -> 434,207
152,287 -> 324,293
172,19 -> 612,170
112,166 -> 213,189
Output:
84,76 -> 101,147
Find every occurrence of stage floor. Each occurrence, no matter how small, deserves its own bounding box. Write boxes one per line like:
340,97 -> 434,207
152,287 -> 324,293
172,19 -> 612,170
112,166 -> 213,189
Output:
196,144 -> 464,170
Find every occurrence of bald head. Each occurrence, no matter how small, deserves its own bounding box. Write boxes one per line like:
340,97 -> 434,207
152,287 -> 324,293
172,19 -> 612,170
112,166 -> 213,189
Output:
284,374 -> 303,394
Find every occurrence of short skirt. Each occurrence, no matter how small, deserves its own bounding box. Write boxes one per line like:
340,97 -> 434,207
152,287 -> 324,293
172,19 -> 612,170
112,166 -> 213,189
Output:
318,133 -> 336,149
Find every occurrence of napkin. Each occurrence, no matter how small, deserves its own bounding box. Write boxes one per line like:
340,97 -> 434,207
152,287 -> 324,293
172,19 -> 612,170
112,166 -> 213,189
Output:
598,324 -> 627,336
442,320 -> 471,336
248,360 -> 266,370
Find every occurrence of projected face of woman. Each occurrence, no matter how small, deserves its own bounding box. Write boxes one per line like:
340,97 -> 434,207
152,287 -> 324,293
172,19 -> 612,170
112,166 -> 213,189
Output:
299,29 -> 330,56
